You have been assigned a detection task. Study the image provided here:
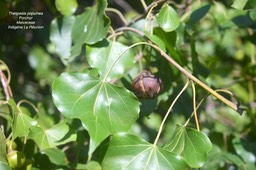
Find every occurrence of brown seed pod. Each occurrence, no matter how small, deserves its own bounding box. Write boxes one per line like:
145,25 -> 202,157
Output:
132,70 -> 162,99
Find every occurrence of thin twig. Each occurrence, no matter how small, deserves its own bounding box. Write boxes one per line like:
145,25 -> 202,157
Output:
115,27 -> 145,37
191,81 -> 200,131
106,8 -> 128,25
153,80 -> 190,146
140,0 -> 148,11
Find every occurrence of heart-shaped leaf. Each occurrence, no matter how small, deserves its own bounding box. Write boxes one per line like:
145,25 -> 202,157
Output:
86,40 -> 134,80
50,16 -> 75,65
8,99 -> 38,139
28,120 -> 77,150
52,72 -> 140,157
102,133 -> 189,170
55,0 -> 78,16
71,0 -> 110,56
164,125 -> 212,168
157,4 -> 180,32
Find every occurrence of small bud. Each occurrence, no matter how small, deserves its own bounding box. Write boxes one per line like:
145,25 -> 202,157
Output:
132,70 -> 162,99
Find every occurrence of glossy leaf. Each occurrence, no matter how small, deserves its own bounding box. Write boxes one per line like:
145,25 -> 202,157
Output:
55,0 -> 77,16
102,133 -> 188,170
8,99 -> 38,139
86,40 -> 134,80
71,0 -> 110,56
232,0 -> 248,10
50,16 -> 75,65
164,125 -> 212,168
52,72 -> 140,156
28,120 -> 77,150
157,4 -> 180,32
0,130 -> 7,163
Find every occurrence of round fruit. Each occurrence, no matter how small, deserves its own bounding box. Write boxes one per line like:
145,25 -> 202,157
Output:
7,150 -> 26,169
132,70 -> 162,99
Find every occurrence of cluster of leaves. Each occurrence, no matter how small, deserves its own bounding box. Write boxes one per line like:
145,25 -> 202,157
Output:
0,0 -> 256,169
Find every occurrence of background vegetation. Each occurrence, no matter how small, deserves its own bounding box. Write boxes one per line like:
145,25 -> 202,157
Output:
0,0 -> 256,169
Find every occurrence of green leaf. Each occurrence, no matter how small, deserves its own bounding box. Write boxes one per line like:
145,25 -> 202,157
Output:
144,32 -> 166,52
157,4 -> 180,32
164,125 -> 212,168
44,148 -> 68,166
52,72 -> 140,157
28,46 -> 58,85
50,16 -> 75,65
232,0 -> 248,10
153,27 -> 187,66
55,0 -> 78,16
71,0 -> 110,56
28,120 -> 77,150
35,103 -> 55,129
0,162 -> 11,170
86,40 -> 134,80
233,137 -> 256,164
250,8 -> 256,21
102,133 -> 188,170
222,152 -> 245,168
85,161 -> 102,170
8,99 -> 38,139
186,3 -> 211,29
0,130 -> 7,163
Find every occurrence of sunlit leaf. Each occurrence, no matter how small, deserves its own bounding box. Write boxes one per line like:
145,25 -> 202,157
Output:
102,133 -> 189,170
164,125 -> 212,168
86,40 -> 134,80
157,4 -> 180,32
28,120 -> 77,150
52,72 -> 140,157
8,99 -> 38,139
50,16 -> 75,65
71,0 -> 110,57
0,130 -> 7,163
55,0 -> 77,16
232,0 -> 248,10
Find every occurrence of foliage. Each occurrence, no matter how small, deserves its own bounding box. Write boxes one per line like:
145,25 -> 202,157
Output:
0,0 -> 256,169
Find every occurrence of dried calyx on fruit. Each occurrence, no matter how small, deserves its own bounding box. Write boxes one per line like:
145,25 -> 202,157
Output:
132,70 -> 162,99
